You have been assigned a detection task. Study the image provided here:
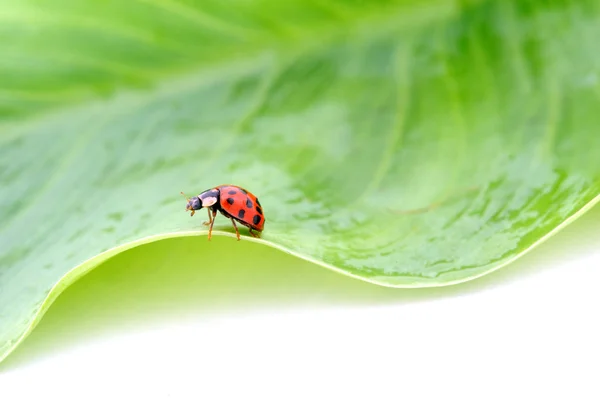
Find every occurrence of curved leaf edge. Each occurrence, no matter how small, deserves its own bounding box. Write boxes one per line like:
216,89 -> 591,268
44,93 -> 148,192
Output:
1,193 -> 598,365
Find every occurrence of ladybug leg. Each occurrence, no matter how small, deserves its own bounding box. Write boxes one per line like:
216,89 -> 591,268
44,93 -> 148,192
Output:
248,228 -> 260,238
203,208 -> 212,226
207,209 -> 217,241
230,218 -> 241,241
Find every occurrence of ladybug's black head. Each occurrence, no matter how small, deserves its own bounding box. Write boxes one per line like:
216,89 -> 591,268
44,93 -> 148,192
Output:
186,196 -> 202,211
181,191 -> 202,217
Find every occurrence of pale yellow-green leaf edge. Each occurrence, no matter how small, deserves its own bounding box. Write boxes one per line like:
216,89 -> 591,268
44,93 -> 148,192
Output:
1,192 -> 598,364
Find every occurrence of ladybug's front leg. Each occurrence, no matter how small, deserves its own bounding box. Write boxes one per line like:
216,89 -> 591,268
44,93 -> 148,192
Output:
203,208 -> 212,226
207,208 -> 217,241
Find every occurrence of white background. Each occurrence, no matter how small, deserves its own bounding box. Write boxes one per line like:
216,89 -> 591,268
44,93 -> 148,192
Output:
1,205 -> 599,398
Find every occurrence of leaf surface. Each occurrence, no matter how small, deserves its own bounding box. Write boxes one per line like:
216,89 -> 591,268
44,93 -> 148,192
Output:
1,0 -> 599,362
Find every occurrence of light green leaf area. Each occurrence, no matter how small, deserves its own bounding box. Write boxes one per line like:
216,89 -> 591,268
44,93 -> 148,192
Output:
1,0 -> 600,363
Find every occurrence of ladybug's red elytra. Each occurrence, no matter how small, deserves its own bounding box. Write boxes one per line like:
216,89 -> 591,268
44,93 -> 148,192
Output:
181,185 -> 265,240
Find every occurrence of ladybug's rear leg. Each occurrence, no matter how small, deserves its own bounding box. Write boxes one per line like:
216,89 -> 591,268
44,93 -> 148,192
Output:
230,218 -> 241,241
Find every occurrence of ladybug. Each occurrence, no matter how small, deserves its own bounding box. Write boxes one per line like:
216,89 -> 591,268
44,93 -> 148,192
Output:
181,185 -> 265,240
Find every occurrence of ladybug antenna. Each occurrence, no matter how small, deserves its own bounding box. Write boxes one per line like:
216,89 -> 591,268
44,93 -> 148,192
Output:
181,192 -> 192,214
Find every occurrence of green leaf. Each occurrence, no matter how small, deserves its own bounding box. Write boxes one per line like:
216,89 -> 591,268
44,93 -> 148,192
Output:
1,0 -> 599,363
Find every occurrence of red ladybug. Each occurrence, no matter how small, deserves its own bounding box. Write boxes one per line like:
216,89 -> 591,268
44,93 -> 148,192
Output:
181,185 -> 265,240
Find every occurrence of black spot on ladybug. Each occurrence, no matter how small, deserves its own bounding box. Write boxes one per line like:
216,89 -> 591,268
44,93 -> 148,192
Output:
228,189 -> 237,195
245,198 -> 253,208
253,215 -> 261,225
226,197 -> 234,205
256,206 -> 263,215
238,209 -> 245,219
256,198 -> 261,207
